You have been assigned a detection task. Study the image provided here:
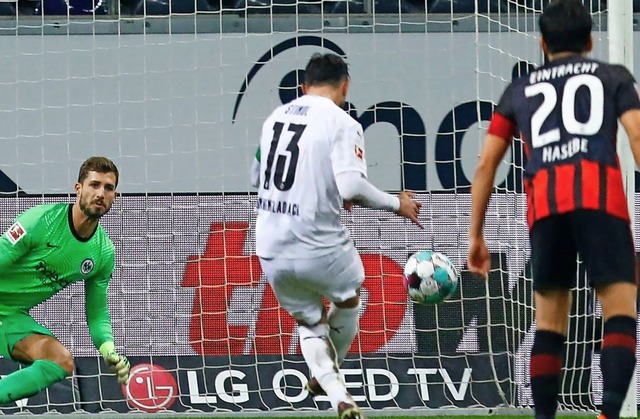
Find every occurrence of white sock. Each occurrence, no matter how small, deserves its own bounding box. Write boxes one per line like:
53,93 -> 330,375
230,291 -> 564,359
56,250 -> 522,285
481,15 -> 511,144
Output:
298,323 -> 350,411
328,303 -> 360,366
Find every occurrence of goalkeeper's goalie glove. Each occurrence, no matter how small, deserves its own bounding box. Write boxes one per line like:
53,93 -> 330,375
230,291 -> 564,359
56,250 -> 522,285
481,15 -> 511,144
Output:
99,342 -> 130,385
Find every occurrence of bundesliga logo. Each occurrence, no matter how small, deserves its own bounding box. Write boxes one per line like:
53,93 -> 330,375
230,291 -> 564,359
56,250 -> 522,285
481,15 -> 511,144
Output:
6,222 -> 26,245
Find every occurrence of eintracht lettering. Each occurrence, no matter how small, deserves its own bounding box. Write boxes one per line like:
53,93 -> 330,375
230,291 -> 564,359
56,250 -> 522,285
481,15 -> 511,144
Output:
529,62 -> 599,84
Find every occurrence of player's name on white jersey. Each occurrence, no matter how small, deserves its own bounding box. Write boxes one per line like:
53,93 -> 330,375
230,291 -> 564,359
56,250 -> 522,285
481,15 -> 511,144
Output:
529,62 -> 599,84
256,197 -> 300,216
284,104 -> 309,116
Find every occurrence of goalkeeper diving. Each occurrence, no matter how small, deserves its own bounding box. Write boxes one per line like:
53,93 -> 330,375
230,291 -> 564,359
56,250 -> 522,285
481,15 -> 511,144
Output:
0,156 -> 129,404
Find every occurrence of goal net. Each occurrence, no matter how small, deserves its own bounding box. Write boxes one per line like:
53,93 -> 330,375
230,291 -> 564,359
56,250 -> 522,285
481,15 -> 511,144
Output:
0,0 -> 634,415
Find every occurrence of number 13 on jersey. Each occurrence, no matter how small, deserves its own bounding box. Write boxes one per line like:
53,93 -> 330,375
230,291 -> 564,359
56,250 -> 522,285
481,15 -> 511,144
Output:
263,122 -> 307,191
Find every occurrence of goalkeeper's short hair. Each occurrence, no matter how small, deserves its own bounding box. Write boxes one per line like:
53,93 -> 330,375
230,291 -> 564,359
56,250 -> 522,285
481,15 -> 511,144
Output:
77,156 -> 120,187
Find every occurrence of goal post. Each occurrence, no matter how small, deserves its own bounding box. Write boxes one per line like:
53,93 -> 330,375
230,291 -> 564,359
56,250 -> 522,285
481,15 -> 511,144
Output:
608,1 -> 637,417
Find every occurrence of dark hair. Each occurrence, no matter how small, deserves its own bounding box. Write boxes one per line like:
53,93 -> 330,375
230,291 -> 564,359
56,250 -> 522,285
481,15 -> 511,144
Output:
539,0 -> 592,54
304,53 -> 349,87
77,156 -> 119,187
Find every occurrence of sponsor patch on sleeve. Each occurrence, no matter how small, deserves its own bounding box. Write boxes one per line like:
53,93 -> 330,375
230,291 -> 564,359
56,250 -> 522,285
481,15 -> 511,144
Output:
355,145 -> 364,160
6,221 -> 26,245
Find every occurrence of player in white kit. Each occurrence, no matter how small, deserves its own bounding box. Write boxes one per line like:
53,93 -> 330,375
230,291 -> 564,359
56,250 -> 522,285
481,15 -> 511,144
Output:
252,53 -> 421,419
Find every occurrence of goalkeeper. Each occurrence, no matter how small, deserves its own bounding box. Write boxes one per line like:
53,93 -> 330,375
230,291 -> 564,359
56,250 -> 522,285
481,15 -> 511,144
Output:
0,156 -> 130,404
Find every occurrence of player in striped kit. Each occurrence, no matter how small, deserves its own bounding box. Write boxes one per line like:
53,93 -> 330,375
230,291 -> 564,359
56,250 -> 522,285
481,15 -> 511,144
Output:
0,156 -> 129,404
468,1 -> 640,419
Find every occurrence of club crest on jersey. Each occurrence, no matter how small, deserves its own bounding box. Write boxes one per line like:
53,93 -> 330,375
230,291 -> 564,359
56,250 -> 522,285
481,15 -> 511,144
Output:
81,259 -> 95,275
355,145 -> 364,160
6,222 -> 26,245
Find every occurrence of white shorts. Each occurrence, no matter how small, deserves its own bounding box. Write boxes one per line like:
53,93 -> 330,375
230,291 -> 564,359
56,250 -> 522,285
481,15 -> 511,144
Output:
259,242 -> 365,325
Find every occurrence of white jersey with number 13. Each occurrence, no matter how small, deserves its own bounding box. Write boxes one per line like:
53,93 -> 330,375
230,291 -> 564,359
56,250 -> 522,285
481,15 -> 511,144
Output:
255,94 -> 367,259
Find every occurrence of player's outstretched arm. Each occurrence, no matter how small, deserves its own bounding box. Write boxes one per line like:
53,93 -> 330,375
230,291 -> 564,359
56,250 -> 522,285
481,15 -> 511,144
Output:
85,278 -> 131,385
468,133 -> 511,280
335,171 -> 422,228
85,279 -> 130,384
85,249 -> 130,385
396,191 -> 422,228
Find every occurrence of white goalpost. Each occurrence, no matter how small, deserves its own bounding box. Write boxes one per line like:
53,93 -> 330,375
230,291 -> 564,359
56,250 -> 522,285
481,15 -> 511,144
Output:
608,1 -> 637,418
0,0 -> 635,416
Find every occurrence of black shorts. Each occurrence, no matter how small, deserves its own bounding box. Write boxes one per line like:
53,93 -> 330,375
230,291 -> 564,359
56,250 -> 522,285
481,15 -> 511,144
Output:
530,210 -> 636,291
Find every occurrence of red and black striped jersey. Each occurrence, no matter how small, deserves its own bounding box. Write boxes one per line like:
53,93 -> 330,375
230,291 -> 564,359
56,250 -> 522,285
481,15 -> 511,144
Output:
488,55 -> 640,228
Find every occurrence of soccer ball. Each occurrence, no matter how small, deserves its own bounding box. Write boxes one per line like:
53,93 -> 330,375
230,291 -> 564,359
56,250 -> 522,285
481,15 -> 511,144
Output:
403,251 -> 460,304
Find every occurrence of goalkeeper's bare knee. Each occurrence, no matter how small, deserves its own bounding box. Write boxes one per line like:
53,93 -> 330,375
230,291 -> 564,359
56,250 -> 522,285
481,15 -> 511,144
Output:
37,347 -> 74,375
12,335 -> 75,375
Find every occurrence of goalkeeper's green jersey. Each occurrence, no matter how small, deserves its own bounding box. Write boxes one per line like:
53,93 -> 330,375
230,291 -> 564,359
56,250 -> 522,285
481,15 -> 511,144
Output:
0,203 -> 115,348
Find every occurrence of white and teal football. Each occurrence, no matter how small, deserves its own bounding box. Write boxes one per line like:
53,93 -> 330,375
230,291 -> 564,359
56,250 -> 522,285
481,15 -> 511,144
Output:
403,251 -> 460,304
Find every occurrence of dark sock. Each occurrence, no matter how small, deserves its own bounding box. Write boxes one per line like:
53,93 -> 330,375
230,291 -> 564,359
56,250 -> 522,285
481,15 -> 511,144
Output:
530,330 -> 565,419
600,315 -> 637,419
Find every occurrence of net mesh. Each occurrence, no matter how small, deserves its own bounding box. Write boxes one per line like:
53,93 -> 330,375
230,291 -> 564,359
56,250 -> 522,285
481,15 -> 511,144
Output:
0,0 -> 632,414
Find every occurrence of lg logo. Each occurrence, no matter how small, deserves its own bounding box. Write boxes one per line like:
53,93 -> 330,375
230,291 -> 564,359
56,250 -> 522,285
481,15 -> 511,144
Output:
122,364 -> 178,413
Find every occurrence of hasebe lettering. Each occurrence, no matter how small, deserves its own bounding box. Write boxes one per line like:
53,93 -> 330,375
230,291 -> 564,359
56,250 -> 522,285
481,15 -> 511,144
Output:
542,137 -> 589,163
